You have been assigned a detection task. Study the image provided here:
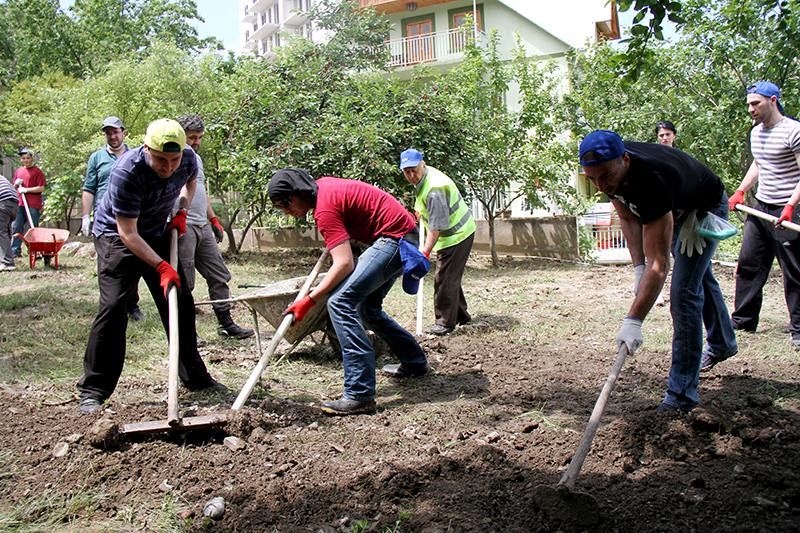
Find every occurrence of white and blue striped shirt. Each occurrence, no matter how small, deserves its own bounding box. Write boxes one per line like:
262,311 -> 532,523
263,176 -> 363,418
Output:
752,117 -> 800,205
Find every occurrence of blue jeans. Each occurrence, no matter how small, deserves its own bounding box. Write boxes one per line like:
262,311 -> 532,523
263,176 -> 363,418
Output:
665,200 -> 738,410
327,237 -> 428,401
11,206 -> 39,255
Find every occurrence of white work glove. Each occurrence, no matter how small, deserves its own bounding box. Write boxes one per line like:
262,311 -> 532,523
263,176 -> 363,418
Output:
81,215 -> 91,236
679,210 -> 706,257
14,178 -> 23,187
616,317 -> 643,354
633,263 -> 645,295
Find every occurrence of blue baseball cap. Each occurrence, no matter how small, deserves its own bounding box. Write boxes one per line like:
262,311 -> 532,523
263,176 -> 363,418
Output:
399,148 -> 424,170
398,238 -> 430,295
579,130 -> 625,167
747,81 -> 784,113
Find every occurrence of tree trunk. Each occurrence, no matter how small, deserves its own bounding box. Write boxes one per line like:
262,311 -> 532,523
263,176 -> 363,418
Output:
488,214 -> 499,267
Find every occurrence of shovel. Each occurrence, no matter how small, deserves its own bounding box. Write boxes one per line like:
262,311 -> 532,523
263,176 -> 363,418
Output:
231,248 -> 330,410
533,344 -> 630,526
121,228 -> 226,435
735,204 -> 800,233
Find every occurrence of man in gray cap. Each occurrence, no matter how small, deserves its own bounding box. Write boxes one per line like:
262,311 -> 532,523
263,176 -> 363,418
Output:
82,116 -> 145,321
729,81 -> 800,348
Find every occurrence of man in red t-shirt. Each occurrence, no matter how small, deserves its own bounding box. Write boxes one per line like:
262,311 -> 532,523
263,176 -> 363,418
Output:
12,148 -> 46,256
269,169 -> 430,416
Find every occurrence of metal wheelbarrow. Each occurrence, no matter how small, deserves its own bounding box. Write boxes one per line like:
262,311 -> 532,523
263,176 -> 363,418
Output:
13,227 -> 71,268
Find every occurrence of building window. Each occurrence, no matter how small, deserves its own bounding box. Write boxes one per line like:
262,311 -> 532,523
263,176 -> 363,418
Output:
273,3 -> 280,24
244,5 -> 249,16
253,22 -> 258,32
245,30 -> 250,41
261,13 -> 266,25
262,40 -> 268,54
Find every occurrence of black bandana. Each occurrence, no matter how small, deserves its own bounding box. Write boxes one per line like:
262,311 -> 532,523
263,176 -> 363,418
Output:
268,169 -> 318,208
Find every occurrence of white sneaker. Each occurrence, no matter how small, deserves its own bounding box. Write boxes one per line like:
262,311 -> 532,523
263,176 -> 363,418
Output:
0,264 -> 16,271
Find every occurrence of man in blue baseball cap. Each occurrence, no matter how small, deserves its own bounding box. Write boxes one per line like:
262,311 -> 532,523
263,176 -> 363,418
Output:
580,129 -> 737,413
399,148 -> 476,336
729,81 -> 800,348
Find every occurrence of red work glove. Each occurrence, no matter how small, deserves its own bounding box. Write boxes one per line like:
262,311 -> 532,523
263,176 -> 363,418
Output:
283,295 -> 316,326
728,190 -> 745,212
209,217 -> 224,243
168,209 -> 187,237
156,261 -> 180,298
414,210 -> 420,221
422,251 -> 430,259
776,204 -> 794,228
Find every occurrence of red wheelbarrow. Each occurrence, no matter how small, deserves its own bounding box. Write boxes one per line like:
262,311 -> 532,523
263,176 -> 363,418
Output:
13,227 -> 71,268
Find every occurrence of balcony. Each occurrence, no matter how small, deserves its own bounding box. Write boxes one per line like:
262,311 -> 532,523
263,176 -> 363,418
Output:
241,9 -> 257,23
283,0 -> 310,27
252,21 -> 279,42
251,0 -> 273,14
242,39 -> 258,51
386,28 -> 485,68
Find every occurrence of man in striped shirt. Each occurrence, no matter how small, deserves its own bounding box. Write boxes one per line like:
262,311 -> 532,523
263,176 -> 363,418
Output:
728,81 -> 800,350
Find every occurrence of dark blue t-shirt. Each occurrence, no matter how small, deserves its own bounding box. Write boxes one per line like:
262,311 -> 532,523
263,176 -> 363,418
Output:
609,142 -> 725,225
93,146 -> 197,239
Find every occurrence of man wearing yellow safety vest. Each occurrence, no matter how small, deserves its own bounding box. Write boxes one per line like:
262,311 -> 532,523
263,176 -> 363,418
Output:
400,148 -> 476,335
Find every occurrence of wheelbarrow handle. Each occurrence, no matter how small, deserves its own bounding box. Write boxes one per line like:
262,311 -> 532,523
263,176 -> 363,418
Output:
12,233 -> 29,246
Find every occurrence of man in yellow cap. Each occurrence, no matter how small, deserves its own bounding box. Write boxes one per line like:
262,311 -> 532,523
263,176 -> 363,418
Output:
77,118 -> 226,414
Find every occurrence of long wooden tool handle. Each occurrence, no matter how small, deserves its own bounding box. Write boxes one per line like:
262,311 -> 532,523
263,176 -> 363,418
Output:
736,204 -> 800,233
20,193 -> 34,229
231,248 -> 330,411
558,344 -> 629,490
416,223 -> 426,336
167,228 -> 181,426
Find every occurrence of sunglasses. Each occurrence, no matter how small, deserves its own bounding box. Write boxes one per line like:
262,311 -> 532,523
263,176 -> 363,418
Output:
274,197 -> 293,209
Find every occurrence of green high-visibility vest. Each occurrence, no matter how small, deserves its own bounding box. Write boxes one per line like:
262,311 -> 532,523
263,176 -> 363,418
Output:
414,166 -> 476,252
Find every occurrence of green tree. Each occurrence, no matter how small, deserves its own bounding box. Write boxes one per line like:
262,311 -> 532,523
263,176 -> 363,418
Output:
0,0 -> 220,84
443,32 -> 577,266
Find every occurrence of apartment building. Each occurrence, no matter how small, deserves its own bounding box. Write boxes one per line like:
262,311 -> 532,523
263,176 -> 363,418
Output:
239,0 -> 316,58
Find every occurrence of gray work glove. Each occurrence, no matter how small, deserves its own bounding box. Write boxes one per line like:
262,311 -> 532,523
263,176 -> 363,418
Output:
633,263 -> 645,295
81,214 -> 91,237
679,210 -> 706,257
616,317 -> 643,353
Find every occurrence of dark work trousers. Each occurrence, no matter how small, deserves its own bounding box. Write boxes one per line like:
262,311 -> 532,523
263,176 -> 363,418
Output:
77,233 -> 212,402
434,232 -> 474,328
732,200 -> 800,336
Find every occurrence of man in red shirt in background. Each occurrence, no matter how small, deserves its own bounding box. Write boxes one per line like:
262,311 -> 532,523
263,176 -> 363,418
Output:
12,148 -> 46,257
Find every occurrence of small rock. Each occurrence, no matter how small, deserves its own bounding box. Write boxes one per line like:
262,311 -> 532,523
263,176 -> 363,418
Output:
224,436 -> 245,452
178,509 -> 194,520
424,444 -> 440,455
486,431 -> 501,443
65,433 -> 83,443
249,427 -> 266,442
329,442 -> 345,453
158,480 -> 173,492
52,442 -> 69,458
203,496 -> 226,520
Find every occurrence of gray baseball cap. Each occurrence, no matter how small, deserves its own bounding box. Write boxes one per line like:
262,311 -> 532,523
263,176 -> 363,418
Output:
102,116 -> 124,130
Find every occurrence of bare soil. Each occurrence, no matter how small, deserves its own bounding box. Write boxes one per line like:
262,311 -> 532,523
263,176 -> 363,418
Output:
1,250 -> 799,533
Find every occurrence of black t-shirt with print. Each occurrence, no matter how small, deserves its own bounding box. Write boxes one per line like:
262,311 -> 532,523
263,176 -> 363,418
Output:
609,142 -> 725,225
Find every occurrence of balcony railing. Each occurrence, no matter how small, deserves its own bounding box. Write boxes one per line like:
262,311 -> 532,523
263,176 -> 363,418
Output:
386,28 -> 486,68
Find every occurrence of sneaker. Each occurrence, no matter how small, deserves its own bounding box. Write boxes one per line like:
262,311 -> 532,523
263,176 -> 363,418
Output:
656,402 -> 693,414
792,334 -> 800,349
196,335 -> 208,348
382,363 -> 431,378
0,264 -> 16,271
128,308 -> 146,321
424,324 -> 454,336
700,346 -> 738,372
320,396 -> 376,416
184,377 -> 228,393
79,398 -> 102,414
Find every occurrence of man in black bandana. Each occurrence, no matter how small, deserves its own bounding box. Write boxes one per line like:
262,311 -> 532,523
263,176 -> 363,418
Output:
269,169 -> 430,416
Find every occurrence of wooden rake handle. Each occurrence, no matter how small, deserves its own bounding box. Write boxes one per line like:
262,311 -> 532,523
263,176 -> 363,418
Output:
167,228 -> 181,425
558,344 -> 629,490
735,204 -> 800,233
